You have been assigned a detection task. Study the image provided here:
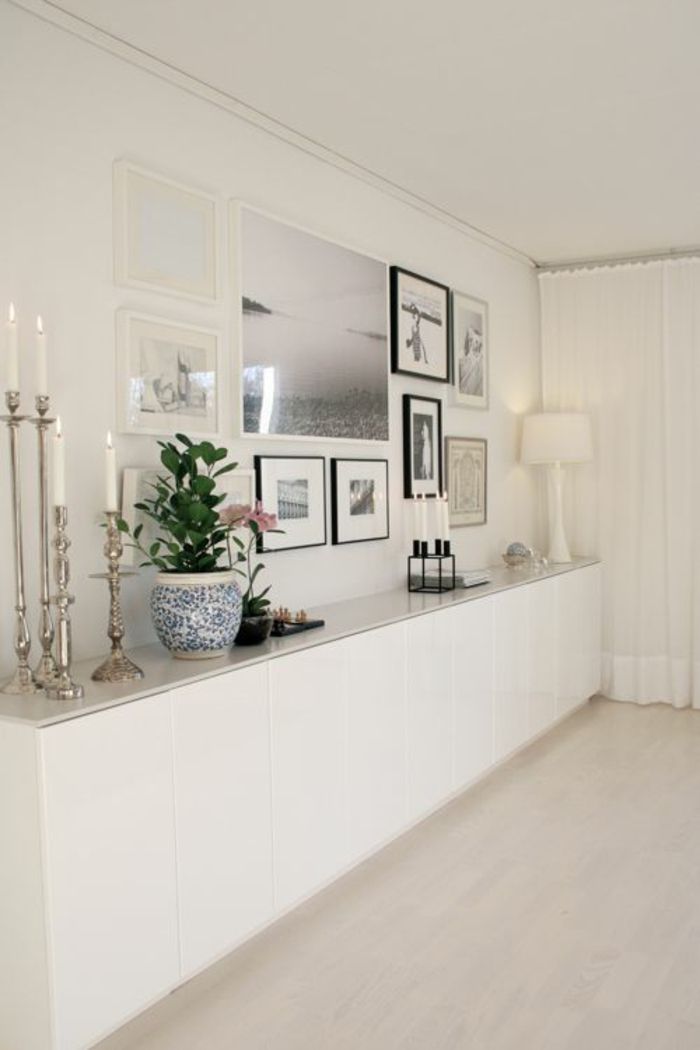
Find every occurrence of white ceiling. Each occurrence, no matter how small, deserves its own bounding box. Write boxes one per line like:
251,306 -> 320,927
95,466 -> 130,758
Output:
48,0 -> 700,263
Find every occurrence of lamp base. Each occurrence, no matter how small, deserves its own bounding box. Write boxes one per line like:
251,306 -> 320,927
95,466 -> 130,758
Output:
547,462 -> 572,564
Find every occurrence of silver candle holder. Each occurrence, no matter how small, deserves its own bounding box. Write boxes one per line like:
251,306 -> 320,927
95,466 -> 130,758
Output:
44,505 -> 84,701
1,391 -> 40,694
31,395 -> 57,686
91,511 -> 143,683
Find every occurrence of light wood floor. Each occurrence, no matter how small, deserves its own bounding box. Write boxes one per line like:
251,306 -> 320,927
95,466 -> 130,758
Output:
95,699 -> 700,1050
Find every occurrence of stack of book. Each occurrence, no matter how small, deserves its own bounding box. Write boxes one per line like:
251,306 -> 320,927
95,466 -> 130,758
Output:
411,568 -> 492,589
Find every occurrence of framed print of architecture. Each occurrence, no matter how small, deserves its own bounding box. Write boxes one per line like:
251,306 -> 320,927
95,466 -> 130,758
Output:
116,311 -> 220,437
445,436 -> 487,526
390,266 -> 450,382
330,458 -> 389,545
235,205 -> 389,442
114,161 -> 218,302
402,394 -> 443,498
254,455 -> 326,551
451,291 -> 489,409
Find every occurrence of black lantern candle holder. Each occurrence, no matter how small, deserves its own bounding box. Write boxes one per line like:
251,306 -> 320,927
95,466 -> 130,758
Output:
408,539 -> 455,593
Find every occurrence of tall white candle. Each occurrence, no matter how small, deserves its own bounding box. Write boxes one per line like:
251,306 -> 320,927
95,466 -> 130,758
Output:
6,302 -> 18,392
36,316 -> 48,396
105,431 -> 118,512
53,417 -> 65,506
441,491 -> 450,542
419,493 -> 428,542
412,496 -> 420,540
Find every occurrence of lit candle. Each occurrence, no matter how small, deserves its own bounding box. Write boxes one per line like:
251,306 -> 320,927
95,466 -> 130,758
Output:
53,417 -> 65,506
36,316 -> 48,397
441,491 -> 450,542
6,302 -> 18,392
105,431 -> 118,512
419,493 -> 428,542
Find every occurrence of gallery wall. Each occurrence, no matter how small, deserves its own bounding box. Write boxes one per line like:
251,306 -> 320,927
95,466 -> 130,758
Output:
0,1 -> 543,669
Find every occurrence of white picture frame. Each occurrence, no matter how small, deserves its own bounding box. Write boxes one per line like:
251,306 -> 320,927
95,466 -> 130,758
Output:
114,160 -> 219,302
254,455 -> 326,551
331,458 -> 389,545
451,291 -> 489,409
116,310 -> 221,437
121,467 -> 256,566
231,202 -> 390,443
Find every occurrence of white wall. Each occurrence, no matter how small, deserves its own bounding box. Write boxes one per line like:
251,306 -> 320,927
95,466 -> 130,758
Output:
0,2 -> 542,671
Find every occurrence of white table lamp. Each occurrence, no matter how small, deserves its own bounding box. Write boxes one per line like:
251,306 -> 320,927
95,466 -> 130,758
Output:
521,413 -> 592,563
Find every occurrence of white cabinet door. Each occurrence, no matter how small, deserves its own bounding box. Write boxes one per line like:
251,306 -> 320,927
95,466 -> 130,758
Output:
269,643 -> 349,912
346,623 -> 407,859
557,565 -> 601,717
40,696 -> 179,1050
171,665 -> 274,977
406,611 -> 452,820
493,586 -> 530,760
527,576 -> 558,736
450,597 -> 495,789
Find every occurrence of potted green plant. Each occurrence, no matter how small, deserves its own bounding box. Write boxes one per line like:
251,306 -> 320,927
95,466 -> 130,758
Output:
221,502 -> 280,645
119,434 -> 244,659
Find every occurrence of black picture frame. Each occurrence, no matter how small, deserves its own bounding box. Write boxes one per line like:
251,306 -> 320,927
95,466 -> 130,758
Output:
254,455 -> 327,552
390,266 -> 451,383
330,458 -> 390,545
402,394 -> 443,498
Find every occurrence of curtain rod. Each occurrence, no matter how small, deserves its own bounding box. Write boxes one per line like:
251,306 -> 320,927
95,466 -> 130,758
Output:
537,246 -> 700,275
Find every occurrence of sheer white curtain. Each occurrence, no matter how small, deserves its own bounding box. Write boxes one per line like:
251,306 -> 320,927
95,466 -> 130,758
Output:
540,259 -> 700,708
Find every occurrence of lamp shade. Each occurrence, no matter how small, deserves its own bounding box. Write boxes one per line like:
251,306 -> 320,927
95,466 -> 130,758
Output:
521,412 -> 592,465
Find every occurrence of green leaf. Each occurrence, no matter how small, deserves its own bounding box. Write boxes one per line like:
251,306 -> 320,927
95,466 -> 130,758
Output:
199,441 -> 217,466
161,448 -> 180,475
212,463 -> 237,478
133,523 -> 144,540
116,517 -> 129,532
149,542 -> 161,557
191,475 -> 216,497
175,433 -> 193,447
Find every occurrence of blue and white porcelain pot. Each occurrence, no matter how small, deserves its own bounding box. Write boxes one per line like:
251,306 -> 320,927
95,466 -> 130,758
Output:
151,570 -> 242,660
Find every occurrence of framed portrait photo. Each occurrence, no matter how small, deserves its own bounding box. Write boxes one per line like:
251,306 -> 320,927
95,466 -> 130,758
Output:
254,455 -> 326,552
116,311 -> 220,437
234,205 -> 389,442
445,436 -> 487,527
402,394 -> 443,498
331,458 -> 389,545
451,292 -> 489,409
390,266 -> 450,382
114,161 -> 219,302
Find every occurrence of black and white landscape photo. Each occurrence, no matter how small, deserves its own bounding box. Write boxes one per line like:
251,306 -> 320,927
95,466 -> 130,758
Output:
349,478 -> 375,516
240,208 -> 389,441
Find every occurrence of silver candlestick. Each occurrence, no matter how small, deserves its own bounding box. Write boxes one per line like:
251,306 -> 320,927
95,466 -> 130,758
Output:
31,395 -> 57,686
45,505 -> 84,701
90,511 -> 143,683
1,391 -> 39,695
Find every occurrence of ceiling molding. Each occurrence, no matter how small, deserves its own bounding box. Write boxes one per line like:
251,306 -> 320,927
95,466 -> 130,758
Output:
537,245 -> 700,275
8,0 -> 536,269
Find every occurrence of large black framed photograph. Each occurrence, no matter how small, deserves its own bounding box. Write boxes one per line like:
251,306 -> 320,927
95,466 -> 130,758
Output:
331,458 -> 389,545
402,394 -> 443,498
236,205 -> 389,442
445,436 -> 487,526
254,455 -> 326,552
390,266 -> 450,382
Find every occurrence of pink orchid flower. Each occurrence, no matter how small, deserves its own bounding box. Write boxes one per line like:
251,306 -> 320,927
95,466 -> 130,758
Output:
247,501 -> 278,533
219,503 -> 251,527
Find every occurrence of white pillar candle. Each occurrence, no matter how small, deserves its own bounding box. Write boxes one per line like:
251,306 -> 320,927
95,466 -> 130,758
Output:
441,492 -> 450,542
105,431 -> 118,512
6,302 -> 18,392
419,493 -> 428,542
36,316 -> 48,397
53,417 -> 65,506
412,496 -> 420,540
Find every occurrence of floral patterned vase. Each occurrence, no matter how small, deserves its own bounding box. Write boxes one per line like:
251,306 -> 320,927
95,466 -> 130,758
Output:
151,571 -> 242,659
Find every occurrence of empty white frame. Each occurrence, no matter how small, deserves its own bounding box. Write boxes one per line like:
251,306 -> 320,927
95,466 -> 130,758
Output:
114,162 -> 218,302
116,311 -> 220,437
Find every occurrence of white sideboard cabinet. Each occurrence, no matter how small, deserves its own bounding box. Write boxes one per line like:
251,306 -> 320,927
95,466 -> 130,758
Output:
0,560 -> 601,1050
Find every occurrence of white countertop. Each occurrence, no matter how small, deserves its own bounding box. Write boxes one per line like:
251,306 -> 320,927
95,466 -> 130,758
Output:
0,557 -> 599,728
